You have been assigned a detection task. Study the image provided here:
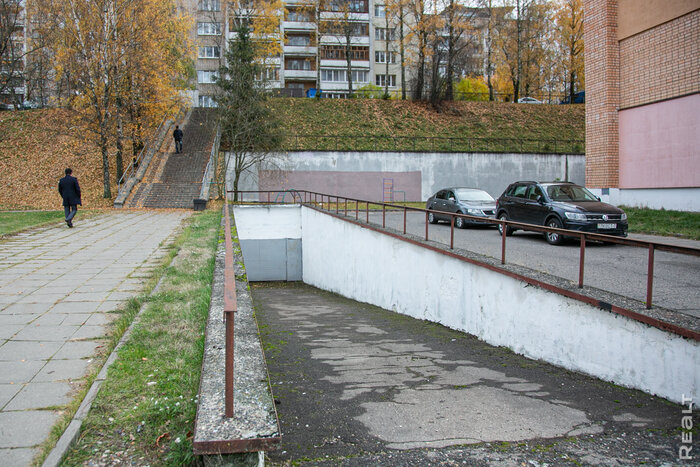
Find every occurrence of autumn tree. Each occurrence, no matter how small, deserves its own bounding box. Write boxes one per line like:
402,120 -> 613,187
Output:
0,0 -> 29,107
386,0 -> 411,99
45,0 -> 192,198
437,0 -> 478,101
405,0 -> 440,100
554,0 -> 583,102
216,24 -> 283,201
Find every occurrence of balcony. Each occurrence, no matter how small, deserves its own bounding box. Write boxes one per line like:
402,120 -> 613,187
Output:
320,35 -> 370,46
284,45 -> 316,56
320,59 -> 369,68
283,69 -> 316,80
283,21 -> 316,31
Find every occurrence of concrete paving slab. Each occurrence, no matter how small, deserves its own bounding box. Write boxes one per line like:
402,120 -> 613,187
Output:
0,342 -> 62,361
70,325 -> 106,340
0,325 -> 21,339
16,293 -> 65,304
53,341 -> 102,360
0,314 -> 40,325
95,301 -> 123,312
0,447 -> 38,465
33,359 -> 90,382
61,292 -> 111,302
5,381 -> 74,410
49,302 -> 100,314
0,361 -> 45,384
13,325 -> 80,341
1,303 -> 48,314
83,313 -> 114,326
0,411 -> 60,448
0,385 -> 22,409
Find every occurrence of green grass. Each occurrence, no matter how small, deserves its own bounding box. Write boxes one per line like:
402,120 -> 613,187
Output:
267,98 -> 585,154
0,210 -> 65,235
57,204 -> 222,467
623,206 -> 700,240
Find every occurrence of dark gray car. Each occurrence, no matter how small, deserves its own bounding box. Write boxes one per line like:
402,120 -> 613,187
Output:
426,188 -> 497,228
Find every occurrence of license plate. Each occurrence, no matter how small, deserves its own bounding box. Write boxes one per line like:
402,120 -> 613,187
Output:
598,223 -> 616,229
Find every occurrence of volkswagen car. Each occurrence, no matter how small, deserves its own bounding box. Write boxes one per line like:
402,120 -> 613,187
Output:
426,188 -> 497,228
496,181 -> 628,245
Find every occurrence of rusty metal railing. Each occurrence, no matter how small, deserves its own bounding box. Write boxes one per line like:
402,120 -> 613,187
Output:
222,196 -> 237,418
228,189 -> 700,315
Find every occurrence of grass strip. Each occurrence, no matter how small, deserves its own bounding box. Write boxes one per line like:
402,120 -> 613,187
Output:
623,206 -> 700,240
56,204 -> 222,466
0,209 -> 106,237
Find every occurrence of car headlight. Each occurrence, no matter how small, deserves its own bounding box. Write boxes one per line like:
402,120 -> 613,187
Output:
564,211 -> 587,221
621,213 -> 627,221
467,208 -> 482,215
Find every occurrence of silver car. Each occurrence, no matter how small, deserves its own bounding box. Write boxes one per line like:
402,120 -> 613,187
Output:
426,187 -> 497,228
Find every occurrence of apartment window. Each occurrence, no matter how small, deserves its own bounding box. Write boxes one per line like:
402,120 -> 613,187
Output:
374,5 -> 385,17
375,27 -> 395,41
374,51 -> 396,64
199,46 -> 220,58
197,22 -> 222,35
199,95 -> 218,107
199,0 -> 220,11
287,10 -> 309,22
287,35 -> 311,46
321,69 -> 368,82
256,67 -> 279,81
323,21 -> 369,36
286,59 -> 312,70
375,74 -> 396,87
328,0 -> 368,13
320,45 -> 369,61
197,70 -> 218,83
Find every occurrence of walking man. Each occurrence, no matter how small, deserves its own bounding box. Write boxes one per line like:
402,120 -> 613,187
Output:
58,168 -> 81,228
173,125 -> 183,153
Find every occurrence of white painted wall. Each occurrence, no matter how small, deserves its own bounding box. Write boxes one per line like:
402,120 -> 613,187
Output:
589,187 -> 700,212
233,205 -> 302,240
299,206 -> 699,403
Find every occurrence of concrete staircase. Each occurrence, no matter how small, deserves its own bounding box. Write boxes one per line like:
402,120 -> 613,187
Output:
126,108 -> 217,209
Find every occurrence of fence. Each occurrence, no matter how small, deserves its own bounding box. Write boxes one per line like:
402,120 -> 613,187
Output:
282,134 -> 584,154
228,190 -> 700,331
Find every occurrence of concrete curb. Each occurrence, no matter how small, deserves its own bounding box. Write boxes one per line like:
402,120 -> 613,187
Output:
41,276 -> 168,467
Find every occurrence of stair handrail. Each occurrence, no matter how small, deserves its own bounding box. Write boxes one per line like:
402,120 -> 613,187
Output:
116,115 -> 169,196
198,124 -> 221,203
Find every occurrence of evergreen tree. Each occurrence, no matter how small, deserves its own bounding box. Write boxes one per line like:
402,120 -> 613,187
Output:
216,24 -> 283,201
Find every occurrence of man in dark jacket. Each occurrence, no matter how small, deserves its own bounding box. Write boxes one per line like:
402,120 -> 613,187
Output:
173,125 -> 183,153
58,168 -> 81,228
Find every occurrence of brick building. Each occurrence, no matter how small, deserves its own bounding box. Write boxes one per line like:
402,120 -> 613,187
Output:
584,0 -> 700,211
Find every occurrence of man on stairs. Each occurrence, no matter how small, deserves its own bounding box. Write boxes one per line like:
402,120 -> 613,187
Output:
173,125 -> 184,153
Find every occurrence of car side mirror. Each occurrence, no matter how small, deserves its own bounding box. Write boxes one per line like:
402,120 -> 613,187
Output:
536,195 -> 544,203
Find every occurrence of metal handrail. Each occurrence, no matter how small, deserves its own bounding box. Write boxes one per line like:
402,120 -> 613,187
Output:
227,189 -> 700,313
222,195 -> 237,418
116,115 -> 169,197
199,126 -> 221,201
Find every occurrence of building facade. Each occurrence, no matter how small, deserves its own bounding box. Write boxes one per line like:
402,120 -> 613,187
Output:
584,0 -> 700,211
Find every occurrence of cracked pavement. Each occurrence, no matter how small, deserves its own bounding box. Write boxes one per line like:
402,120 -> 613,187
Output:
253,282 -> 689,466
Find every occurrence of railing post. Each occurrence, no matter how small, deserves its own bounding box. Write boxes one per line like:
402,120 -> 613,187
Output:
450,215 -> 454,249
403,207 -> 407,234
382,204 -> 386,228
345,198 -> 348,216
224,309 -> 234,418
500,220 -> 507,265
366,201 -> 369,223
355,200 -> 359,220
647,244 -> 655,309
578,234 -> 586,288
425,211 -> 429,241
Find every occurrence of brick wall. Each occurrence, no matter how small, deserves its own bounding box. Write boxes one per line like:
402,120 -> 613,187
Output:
584,0 -> 620,188
620,9 -> 700,109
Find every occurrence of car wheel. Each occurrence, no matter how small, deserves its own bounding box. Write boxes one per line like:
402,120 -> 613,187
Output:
455,215 -> 465,229
545,217 -> 565,245
428,212 -> 438,224
498,213 -> 513,236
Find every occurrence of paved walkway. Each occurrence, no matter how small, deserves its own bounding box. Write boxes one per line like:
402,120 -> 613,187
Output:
0,211 -> 189,466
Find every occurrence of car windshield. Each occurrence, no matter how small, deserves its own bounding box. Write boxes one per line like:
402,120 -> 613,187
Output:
455,189 -> 494,202
546,185 -> 598,202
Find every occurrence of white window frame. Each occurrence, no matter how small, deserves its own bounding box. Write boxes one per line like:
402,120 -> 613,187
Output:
199,0 -> 220,11
197,22 -> 222,35
197,70 -> 218,83
199,46 -> 220,59
199,95 -> 218,107
375,74 -> 396,87
374,4 -> 385,17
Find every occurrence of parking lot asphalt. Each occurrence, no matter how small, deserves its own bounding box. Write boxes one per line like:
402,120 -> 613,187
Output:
0,211 -> 188,466
253,282 -> 688,466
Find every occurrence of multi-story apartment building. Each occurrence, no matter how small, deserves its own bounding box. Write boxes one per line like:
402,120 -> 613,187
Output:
188,0 -> 417,105
0,0 -> 27,108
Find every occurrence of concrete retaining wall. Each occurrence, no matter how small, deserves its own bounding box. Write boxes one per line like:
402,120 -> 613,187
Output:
233,151 -> 585,202
298,207 -> 698,403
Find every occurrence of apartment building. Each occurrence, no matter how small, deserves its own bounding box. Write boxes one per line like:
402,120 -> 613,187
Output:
0,0 -> 27,108
189,0 -> 417,104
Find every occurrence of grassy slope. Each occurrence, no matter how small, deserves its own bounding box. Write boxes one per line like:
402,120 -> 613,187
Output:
271,98 -> 585,141
0,109 -> 127,210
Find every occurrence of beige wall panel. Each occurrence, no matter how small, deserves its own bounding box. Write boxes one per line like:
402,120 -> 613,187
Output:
618,0 -> 699,39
